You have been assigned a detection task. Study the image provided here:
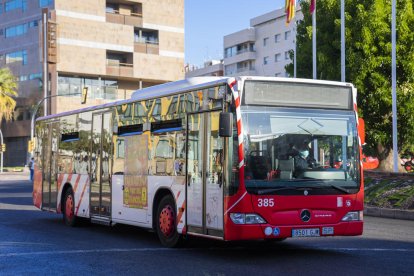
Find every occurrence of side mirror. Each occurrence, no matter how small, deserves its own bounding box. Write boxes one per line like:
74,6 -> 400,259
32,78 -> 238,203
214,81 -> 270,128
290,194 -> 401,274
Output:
358,118 -> 365,145
219,112 -> 233,137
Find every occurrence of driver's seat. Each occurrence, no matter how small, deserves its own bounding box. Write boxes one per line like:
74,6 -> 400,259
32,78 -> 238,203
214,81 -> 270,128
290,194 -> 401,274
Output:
279,158 -> 294,179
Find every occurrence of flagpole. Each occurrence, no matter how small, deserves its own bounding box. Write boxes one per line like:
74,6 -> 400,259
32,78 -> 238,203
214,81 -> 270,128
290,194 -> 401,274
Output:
341,0 -> 345,82
294,20 -> 297,78
391,0 -> 398,172
312,3 -> 316,79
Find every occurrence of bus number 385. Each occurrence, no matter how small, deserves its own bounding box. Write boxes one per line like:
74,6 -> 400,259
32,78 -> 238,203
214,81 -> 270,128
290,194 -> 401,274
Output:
257,198 -> 275,207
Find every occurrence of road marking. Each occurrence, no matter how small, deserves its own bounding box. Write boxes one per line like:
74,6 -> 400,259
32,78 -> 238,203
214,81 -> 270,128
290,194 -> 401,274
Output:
0,193 -> 32,198
324,247 -> 414,252
0,246 -> 413,258
0,247 -> 174,257
0,203 -> 38,211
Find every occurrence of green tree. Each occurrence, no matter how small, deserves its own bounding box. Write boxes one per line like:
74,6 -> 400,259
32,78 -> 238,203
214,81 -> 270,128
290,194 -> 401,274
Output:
0,68 -> 18,123
287,0 -> 414,171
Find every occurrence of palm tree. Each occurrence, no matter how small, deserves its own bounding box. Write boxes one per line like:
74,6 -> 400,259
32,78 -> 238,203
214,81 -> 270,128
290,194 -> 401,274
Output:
0,68 -> 18,123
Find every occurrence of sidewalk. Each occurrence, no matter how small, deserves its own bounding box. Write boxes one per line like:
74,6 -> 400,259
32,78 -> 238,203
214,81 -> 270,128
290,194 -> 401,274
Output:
0,171 -> 30,181
365,206 -> 414,220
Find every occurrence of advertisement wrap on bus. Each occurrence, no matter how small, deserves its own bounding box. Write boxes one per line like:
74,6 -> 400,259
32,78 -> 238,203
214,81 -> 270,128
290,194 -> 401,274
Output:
32,76 -> 364,247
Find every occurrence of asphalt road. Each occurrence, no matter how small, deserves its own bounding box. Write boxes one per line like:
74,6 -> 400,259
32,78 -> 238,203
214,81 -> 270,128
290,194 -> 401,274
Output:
1,177 -> 414,275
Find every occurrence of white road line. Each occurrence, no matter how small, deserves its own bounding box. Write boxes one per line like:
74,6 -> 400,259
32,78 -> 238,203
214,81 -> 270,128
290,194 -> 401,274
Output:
1,247 -> 413,257
0,203 -> 38,211
0,247 -> 174,257
0,193 -> 32,198
324,247 -> 414,252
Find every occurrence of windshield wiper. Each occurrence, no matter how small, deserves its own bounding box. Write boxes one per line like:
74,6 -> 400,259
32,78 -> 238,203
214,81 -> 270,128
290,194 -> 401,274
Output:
256,181 -> 354,195
257,186 -> 309,195
316,182 -> 351,194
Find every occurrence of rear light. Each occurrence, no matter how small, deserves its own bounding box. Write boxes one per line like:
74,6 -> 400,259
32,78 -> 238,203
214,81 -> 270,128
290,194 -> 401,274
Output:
341,211 -> 363,221
230,213 -> 267,224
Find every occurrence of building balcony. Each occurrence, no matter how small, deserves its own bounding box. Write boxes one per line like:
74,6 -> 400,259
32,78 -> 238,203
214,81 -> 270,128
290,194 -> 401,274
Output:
134,42 -> 159,55
224,50 -> 256,66
106,10 -> 143,27
106,62 -> 134,77
237,66 -> 255,73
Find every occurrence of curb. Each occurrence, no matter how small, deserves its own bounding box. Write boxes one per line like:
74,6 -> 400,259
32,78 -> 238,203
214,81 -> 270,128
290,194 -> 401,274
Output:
364,206 -> 414,221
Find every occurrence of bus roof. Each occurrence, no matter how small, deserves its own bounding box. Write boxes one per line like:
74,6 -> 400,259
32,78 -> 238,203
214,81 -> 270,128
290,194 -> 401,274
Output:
36,76 -> 354,122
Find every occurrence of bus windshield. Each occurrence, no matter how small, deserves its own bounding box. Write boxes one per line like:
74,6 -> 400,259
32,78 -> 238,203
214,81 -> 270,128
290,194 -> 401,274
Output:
241,107 -> 360,195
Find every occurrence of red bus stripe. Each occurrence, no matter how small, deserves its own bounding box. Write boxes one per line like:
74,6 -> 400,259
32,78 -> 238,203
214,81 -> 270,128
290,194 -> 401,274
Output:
75,178 -> 88,215
177,200 -> 186,224
73,174 -> 81,193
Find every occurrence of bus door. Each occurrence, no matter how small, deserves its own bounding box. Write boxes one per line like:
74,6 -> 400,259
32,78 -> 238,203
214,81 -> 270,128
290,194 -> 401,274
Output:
186,111 -> 224,237
90,112 -> 113,220
42,121 -> 59,211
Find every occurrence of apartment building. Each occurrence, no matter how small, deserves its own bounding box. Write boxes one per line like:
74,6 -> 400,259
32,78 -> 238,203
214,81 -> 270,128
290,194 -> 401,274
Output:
0,0 -> 184,166
223,7 -> 302,77
185,60 -> 223,78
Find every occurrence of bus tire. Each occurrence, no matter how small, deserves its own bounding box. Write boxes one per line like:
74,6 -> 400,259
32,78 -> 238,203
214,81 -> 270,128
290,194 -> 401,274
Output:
156,195 -> 180,247
63,188 -> 77,227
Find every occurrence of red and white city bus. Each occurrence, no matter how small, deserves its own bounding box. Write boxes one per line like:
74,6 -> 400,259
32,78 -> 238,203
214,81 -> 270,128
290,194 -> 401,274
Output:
33,76 -> 364,247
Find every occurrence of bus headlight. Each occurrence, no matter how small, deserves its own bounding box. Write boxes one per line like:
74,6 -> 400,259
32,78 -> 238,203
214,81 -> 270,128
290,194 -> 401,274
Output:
230,213 -> 267,224
341,211 -> 363,221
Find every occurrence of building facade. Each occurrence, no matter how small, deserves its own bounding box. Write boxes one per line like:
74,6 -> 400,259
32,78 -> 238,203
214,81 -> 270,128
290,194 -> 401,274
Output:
223,7 -> 302,77
0,0 -> 184,166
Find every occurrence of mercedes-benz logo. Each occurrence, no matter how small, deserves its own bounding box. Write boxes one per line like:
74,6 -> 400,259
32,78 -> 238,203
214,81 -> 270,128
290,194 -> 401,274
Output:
300,210 -> 311,222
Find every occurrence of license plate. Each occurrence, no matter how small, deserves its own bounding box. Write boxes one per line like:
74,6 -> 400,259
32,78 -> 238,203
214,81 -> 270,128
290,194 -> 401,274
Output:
292,228 -> 320,237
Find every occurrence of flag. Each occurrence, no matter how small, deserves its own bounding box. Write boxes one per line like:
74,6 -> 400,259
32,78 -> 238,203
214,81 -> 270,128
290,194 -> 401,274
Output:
285,0 -> 296,24
310,0 -> 316,14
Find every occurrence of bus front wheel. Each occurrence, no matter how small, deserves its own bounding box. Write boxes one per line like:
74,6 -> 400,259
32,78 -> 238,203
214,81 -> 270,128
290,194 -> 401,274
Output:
63,188 -> 77,227
156,195 -> 180,247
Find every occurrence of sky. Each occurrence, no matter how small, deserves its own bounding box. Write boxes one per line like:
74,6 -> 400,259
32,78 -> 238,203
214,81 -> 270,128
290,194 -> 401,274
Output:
185,0 -> 286,67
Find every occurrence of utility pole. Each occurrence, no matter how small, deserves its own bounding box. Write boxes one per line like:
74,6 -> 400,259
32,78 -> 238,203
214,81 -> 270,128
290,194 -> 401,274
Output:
0,128 -> 3,173
391,0 -> 398,172
42,8 -> 49,116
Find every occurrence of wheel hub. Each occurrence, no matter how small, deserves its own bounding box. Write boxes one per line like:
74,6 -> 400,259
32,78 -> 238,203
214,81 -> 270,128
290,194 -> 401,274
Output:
159,205 -> 175,237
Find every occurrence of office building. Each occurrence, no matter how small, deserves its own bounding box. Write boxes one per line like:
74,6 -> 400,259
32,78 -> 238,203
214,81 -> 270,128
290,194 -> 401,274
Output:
0,0 -> 184,166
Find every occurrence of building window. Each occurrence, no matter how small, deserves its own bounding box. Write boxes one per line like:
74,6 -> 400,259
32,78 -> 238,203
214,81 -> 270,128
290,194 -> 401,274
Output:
263,56 -> 269,65
275,34 -> 281,43
29,73 -> 42,80
39,0 -> 53,7
5,21 -> 37,38
285,30 -> 291,40
5,0 -> 27,12
134,28 -> 159,44
275,53 -> 281,62
28,20 -> 39,28
58,75 -> 118,100
6,50 -> 27,65
224,46 -> 237,58
263,37 -> 269,46
285,51 -> 290,60
5,23 -> 28,38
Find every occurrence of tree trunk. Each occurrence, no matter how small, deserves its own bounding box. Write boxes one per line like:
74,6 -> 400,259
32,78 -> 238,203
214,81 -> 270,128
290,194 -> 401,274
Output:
377,148 -> 404,172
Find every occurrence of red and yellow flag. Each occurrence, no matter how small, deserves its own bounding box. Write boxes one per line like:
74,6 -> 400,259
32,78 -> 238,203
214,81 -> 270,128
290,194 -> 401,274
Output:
310,0 -> 316,14
285,0 -> 296,24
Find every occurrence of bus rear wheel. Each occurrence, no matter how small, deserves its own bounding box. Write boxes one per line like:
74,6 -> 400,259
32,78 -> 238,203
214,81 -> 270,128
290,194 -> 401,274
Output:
63,188 -> 77,227
156,195 -> 180,247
